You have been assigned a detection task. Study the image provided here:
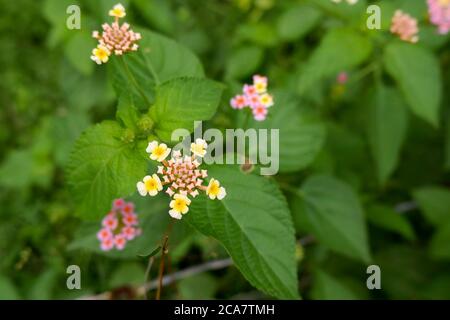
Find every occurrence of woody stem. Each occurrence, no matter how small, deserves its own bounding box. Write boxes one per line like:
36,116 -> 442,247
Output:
155,220 -> 174,300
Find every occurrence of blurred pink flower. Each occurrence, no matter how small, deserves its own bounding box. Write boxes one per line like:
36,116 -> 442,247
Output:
337,72 -> 348,84
98,199 -> 141,251
427,0 -> 450,34
390,10 -> 419,43
229,75 -> 274,121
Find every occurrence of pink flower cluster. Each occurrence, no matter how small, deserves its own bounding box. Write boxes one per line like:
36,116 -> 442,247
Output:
97,199 -> 142,251
390,10 -> 419,43
230,75 -> 274,121
336,72 -> 348,84
428,0 -> 450,34
92,22 -> 141,56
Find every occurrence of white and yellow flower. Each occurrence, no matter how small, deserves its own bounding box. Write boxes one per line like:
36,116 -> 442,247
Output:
169,194 -> 191,219
253,75 -> 268,94
90,45 -> 111,64
137,174 -> 162,196
109,3 -> 126,18
146,141 -> 171,162
259,93 -> 274,107
206,178 -> 226,200
190,138 -> 208,158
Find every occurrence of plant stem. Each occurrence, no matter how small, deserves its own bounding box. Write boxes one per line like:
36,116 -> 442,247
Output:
143,256 -> 155,300
155,220 -> 174,300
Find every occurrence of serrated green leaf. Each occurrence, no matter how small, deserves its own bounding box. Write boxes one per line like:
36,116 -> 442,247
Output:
383,43 -> 442,127
413,186 -> 450,226
66,121 -> 147,220
149,77 -> 223,142
298,175 -> 371,263
109,28 -> 204,107
249,91 -> 325,172
367,85 -> 408,185
185,165 -> 299,299
298,28 -> 372,94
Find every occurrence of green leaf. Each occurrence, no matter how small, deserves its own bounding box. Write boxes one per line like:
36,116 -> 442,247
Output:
186,165 -> 299,299
311,270 -> 359,300
64,31 -> 95,76
429,222 -> 450,260
249,91 -> 325,172
138,246 -> 161,259
383,43 -> 442,127
277,4 -> 321,41
116,92 -> 140,130
149,77 -> 223,142
66,121 -> 147,220
297,175 -> 371,263
413,186 -> 450,226
225,46 -> 264,80
109,28 -> 204,107
446,120 -> 450,170
298,28 -> 372,94
178,274 -> 218,299
367,85 -> 408,185
0,275 -> 20,299
366,204 -> 415,241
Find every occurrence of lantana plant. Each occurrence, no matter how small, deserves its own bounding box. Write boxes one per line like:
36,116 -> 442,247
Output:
136,139 -> 226,220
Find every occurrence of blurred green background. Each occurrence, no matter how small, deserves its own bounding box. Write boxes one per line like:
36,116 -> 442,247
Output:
1,0 -> 450,299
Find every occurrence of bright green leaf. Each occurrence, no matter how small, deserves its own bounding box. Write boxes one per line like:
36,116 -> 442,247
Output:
149,77 -> 223,142
66,121 -> 147,220
277,4 -> 321,41
186,165 -> 299,299
311,270 -> 359,300
225,46 -> 264,80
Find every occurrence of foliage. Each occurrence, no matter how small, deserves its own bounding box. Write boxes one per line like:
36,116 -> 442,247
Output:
0,0 -> 449,300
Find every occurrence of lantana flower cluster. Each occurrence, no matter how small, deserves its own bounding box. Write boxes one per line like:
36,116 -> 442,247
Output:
90,4 -> 141,65
137,139 -> 226,220
230,75 -> 274,122
390,10 -> 419,43
97,199 -> 142,251
427,0 -> 450,34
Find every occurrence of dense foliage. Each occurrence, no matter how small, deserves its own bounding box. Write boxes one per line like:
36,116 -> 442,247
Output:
0,0 -> 449,300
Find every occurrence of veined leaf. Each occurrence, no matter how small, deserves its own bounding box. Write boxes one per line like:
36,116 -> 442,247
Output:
367,85 -> 408,185
66,121 -> 147,219
297,175 -> 371,263
383,42 -> 442,127
109,28 -> 204,109
185,165 -> 299,299
149,77 -> 223,142
250,91 -> 325,172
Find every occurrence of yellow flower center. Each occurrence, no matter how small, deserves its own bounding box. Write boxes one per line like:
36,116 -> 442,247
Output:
438,0 -> 450,6
145,179 -> 157,190
153,146 -> 165,157
174,199 -> 187,212
255,82 -> 266,92
209,182 -> 219,195
95,48 -> 108,60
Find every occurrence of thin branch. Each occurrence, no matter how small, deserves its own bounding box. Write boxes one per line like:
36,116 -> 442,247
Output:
78,258 -> 233,300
